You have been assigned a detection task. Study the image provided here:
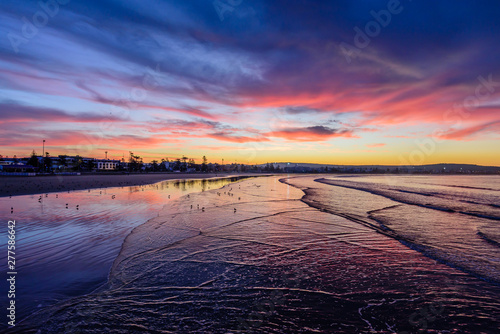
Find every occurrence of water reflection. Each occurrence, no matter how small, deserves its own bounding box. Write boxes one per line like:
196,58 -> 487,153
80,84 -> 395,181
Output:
0,176 -> 248,322
11,176 -> 500,333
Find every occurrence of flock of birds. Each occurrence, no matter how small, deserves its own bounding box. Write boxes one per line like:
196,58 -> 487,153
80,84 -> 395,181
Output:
3,179 -> 161,199
8,181 -> 245,215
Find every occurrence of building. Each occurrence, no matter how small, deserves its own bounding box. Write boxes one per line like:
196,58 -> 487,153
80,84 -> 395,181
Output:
95,159 -> 120,170
0,163 -> 31,172
162,161 -> 171,170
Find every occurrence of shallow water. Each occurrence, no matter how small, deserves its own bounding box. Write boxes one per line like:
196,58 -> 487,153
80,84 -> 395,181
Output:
317,175 -> 500,284
8,175 -> 500,333
0,176 -> 245,324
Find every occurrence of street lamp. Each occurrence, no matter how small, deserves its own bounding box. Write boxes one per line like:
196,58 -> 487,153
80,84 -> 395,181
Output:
42,139 -> 45,172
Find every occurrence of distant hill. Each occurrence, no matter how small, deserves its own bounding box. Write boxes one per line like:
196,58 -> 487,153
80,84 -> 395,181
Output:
258,162 -> 500,173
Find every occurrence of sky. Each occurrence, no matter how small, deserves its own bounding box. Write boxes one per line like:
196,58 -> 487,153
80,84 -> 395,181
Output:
1,0 -> 499,165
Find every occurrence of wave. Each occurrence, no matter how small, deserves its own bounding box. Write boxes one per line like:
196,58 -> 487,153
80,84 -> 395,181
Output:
477,231 -> 500,248
316,178 -> 500,221
441,184 -> 499,191
305,177 -> 500,285
9,175 -> 500,333
460,211 -> 500,221
397,189 -> 435,197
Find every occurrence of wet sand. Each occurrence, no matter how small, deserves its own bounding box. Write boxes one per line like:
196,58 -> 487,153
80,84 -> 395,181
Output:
10,176 -> 500,333
0,173 -> 264,197
0,177 -> 247,323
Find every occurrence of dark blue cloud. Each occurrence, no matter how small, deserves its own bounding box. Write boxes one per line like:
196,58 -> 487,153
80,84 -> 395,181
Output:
2,0 -> 500,121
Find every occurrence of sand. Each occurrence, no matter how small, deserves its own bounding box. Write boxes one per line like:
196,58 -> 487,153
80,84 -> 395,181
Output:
9,176 -> 500,333
0,172 -> 264,197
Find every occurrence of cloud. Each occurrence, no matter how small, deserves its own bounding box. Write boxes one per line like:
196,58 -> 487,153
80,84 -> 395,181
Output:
143,105 -> 216,119
2,0 -> 500,161
437,120 -> 500,140
207,132 -> 270,143
281,106 -> 323,114
366,143 -> 386,148
146,118 -> 220,133
0,102 -> 127,124
76,82 -> 217,120
0,130 -> 169,159
191,145 -> 236,151
267,126 -> 357,141
207,133 -> 270,143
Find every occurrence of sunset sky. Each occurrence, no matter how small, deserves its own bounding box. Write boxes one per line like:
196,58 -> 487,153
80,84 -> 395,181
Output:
1,0 -> 499,165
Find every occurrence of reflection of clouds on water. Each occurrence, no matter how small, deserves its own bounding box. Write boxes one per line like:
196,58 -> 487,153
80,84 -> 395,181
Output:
316,175 -> 500,284
0,176 -> 247,324
6,176 -> 500,333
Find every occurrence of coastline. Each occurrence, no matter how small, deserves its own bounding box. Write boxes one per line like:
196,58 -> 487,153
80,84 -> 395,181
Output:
12,176 -> 500,333
7,175 -> 500,332
0,172 -> 268,198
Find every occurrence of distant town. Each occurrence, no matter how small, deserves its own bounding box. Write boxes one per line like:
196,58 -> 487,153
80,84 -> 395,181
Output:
0,151 -> 499,176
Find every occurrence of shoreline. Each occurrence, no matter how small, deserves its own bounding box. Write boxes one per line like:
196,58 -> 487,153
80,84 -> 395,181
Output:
0,172 -> 269,198
9,175 -> 500,333
4,176 -> 249,329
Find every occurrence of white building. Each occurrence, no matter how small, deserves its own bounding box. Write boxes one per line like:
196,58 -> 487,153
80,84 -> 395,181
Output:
96,159 -> 120,170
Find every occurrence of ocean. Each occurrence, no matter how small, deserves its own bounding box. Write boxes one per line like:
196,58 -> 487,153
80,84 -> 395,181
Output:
0,177 -> 244,325
313,175 -> 500,284
2,175 -> 500,333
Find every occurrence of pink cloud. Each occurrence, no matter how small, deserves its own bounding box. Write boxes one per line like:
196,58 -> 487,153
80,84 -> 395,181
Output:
267,126 -> 357,141
366,143 -> 386,148
207,132 -> 270,143
0,102 -> 126,124
191,145 -> 236,151
437,120 -> 500,140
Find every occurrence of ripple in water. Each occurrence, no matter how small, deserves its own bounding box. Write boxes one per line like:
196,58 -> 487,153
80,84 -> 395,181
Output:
0,176 -> 246,324
5,176 -> 500,333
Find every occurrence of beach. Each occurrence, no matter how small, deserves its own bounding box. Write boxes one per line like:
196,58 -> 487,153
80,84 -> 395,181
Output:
0,176 -> 256,325
0,173 -> 263,197
9,175 -> 500,333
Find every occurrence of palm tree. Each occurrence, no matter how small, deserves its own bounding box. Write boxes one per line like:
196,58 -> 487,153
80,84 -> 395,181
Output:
73,155 -> 83,171
27,151 -> 39,167
43,152 -> 52,171
202,156 -> 208,172
151,160 -> 159,171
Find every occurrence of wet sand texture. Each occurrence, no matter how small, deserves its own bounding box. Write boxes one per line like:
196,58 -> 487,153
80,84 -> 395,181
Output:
10,176 -> 500,333
0,173 -> 262,197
